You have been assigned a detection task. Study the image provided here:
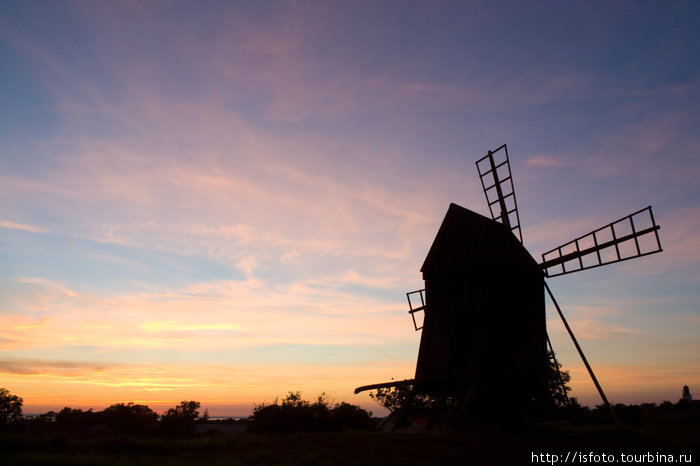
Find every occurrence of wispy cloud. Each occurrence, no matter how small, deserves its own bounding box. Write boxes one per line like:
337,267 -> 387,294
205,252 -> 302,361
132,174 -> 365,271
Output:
525,154 -> 572,168
138,321 -> 243,333
654,207 -> 700,270
10,316 -> 49,331
0,359 -> 118,376
1,273 -> 418,354
12,277 -> 78,297
547,302 -> 644,342
525,215 -> 605,256
562,318 -> 642,341
0,220 -> 48,233
584,109 -> 700,182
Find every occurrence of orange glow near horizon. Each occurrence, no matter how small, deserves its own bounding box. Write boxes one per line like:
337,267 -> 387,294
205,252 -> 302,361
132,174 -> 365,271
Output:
4,361 -> 411,416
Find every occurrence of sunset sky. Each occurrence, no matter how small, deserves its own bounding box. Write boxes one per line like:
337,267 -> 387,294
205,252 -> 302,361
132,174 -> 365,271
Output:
1,1 -> 699,417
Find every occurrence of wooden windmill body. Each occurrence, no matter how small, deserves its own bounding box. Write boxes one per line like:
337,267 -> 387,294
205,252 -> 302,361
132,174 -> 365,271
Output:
355,144 -> 662,426
415,203 -> 547,414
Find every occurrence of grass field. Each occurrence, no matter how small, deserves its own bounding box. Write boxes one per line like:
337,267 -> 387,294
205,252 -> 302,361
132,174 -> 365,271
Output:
1,410 -> 698,465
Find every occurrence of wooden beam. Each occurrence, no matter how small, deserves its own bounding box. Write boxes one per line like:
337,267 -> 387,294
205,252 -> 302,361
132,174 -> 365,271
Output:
354,378 -> 416,394
545,281 -> 622,429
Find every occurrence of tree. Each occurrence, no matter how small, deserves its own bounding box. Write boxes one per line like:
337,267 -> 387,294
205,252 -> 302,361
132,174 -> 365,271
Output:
545,350 -> 572,409
0,388 -> 23,426
369,384 -> 434,414
102,402 -> 158,434
160,400 -> 201,437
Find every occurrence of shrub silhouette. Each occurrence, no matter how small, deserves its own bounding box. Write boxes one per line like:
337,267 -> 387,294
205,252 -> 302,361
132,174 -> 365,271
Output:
330,402 -> 374,431
52,401 -> 202,437
249,391 -> 374,433
55,407 -> 100,426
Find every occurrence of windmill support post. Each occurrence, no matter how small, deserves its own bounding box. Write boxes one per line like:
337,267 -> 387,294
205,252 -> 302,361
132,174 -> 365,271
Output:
544,281 -> 622,429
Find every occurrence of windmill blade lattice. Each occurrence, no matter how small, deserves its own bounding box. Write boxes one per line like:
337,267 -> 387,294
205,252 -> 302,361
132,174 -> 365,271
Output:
406,289 -> 425,331
475,144 -> 523,243
541,206 -> 662,277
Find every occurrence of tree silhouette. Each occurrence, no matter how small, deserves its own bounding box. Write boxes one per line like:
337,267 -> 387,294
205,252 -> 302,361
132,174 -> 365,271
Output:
160,400 -> 201,437
545,350 -> 573,409
369,384 -> 435,416
102,402 -> 158,434
249,391 -> 374,432
55,407 -> 97,425
330,402 -> 375,430
0,388 -> 23,426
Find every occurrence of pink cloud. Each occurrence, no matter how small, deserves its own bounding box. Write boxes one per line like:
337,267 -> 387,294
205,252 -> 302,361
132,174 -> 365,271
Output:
0,220 -> 48,233
525,154 -> 569,167
562,318 -> 642,341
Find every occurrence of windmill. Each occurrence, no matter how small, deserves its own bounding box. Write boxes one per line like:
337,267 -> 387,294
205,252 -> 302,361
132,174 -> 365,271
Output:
355,144 -> 662,427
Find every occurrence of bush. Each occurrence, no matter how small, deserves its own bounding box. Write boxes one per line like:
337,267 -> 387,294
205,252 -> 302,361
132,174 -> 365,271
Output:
331,402 -> 374,431
249,392 -> 374,433
55,407 -> 100,426
249,392 -> 326,433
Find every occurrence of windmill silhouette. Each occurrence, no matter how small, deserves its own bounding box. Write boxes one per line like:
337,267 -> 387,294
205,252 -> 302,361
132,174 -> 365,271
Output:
355,144 -> 662,427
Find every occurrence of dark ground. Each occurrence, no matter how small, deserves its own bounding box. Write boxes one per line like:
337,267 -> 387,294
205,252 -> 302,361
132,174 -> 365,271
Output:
1,410 -> 698,465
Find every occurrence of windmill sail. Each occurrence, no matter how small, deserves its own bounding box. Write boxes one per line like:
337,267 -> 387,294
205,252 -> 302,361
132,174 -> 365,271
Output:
406,289 -> 425,331
475,144 -> 523,243
541,206 -> 662,277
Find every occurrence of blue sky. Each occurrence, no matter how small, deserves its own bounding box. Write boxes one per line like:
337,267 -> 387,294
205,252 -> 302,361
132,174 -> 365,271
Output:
1,0 -> 699,415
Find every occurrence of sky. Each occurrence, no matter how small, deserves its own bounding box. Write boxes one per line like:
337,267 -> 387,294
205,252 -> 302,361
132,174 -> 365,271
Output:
1,0 -> 699,417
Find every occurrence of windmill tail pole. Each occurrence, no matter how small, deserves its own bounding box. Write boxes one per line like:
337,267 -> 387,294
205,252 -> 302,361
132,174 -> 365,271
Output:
544,281 -> 622,430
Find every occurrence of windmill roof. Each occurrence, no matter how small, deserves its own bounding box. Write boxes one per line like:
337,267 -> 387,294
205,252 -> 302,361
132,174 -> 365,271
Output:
420,203 -> 540,277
